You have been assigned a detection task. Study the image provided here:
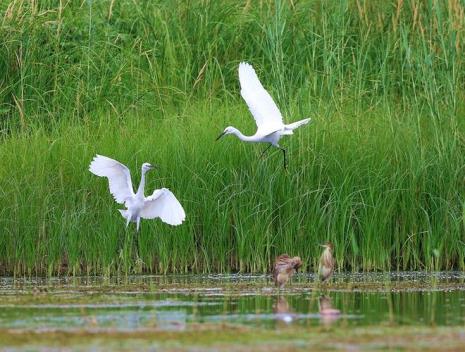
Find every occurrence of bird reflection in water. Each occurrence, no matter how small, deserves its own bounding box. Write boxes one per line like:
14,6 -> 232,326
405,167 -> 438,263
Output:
319,295 -> 341,326
273,296 -> 294,324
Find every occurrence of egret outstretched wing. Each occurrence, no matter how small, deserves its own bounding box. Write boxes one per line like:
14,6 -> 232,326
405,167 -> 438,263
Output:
89,155 -> 134,204
141,188 -> 186,226
239,62 -> 284,136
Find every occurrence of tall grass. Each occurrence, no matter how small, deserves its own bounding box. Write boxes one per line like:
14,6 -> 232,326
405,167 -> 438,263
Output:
0,0 -> 464,275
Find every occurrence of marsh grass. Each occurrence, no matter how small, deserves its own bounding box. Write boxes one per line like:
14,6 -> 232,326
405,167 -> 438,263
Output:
0,0 -> 464,275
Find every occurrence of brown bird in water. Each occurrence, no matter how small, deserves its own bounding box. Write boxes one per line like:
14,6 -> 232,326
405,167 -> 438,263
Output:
273,254 -> 303,289
318,242 -> 335,283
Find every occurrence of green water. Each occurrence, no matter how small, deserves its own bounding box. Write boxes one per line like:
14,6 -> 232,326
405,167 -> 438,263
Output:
1,272 -> 465,351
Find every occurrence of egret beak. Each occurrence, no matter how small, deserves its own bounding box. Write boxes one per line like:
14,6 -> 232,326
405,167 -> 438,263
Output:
216,131 -> 226,141
320,244 -> 326,248
149,164 -> 158,170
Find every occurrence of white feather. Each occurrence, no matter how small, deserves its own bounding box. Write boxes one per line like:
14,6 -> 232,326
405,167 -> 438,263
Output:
141,188 -> 186,226
89,155 -> 185,230
217,62 -> 313,169
239,62 -> 284,136
89,155 -> 134,204
285,117 -> 311,131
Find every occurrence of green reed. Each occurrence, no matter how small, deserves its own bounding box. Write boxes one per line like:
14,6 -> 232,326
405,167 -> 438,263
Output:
0,0 -> 464,275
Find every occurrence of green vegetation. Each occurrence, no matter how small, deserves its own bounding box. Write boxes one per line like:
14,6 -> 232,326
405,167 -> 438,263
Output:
0,0 -> 464,275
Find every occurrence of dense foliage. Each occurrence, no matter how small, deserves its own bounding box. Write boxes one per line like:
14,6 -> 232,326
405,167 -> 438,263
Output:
0,0 -> 464,275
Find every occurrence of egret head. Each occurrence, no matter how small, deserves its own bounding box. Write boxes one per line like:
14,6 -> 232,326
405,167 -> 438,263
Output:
141,162 -> 156,173
320,241 -> 334,251
216,126 -> 236,141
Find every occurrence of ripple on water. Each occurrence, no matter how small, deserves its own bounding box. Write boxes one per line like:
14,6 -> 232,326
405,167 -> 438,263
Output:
0,272 -> 464,332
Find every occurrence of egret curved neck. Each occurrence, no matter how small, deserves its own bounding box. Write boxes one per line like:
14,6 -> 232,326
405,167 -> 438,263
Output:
136,170 -> 147,196
231,128 -> 257,142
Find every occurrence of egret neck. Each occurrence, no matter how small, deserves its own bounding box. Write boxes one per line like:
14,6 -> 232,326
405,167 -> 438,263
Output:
136,166 -> 148,197
229,127 -> 259,143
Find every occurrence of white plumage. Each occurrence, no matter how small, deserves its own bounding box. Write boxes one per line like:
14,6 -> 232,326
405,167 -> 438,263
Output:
239,62 -> 284,137
89,155 -> 185,231
216,62 -> 312,169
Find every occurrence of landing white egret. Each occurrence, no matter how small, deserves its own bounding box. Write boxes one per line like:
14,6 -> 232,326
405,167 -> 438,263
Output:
216,62 -> 312,168
89,155 -> 185,231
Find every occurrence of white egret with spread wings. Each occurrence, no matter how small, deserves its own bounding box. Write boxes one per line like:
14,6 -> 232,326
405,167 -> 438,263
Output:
89,155 -> 185,231
216,62 -> 312,168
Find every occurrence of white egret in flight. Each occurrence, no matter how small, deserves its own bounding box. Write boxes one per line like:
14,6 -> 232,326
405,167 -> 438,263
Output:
216,62 -> 312,168
89,155 -> 185,231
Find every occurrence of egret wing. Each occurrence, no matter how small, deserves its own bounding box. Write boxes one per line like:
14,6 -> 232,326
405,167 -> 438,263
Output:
89,154 -> 134,204
239,62 -> 284,136
141,188 -> 186,226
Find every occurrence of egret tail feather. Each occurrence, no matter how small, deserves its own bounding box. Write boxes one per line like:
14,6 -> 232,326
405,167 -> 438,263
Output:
119,209 -> 132,227
119,209 -> 129,218
285,118 -> 311,131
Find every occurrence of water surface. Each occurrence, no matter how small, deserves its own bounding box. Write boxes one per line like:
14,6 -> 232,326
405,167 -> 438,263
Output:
1,272 -> 464,351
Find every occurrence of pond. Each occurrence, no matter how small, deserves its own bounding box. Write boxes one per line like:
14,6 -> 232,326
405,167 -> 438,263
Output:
1,272 -> 465,351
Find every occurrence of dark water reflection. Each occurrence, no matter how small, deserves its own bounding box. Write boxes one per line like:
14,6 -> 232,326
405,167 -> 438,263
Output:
0,272 -> 464,331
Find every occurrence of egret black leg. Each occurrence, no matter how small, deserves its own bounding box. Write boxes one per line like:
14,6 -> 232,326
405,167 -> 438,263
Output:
134,232 -> 139,256
279,147 -> 287,169
260,144 -> 272,158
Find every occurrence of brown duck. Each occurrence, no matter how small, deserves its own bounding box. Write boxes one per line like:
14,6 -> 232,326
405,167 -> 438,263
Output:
273,254 -> 303,289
